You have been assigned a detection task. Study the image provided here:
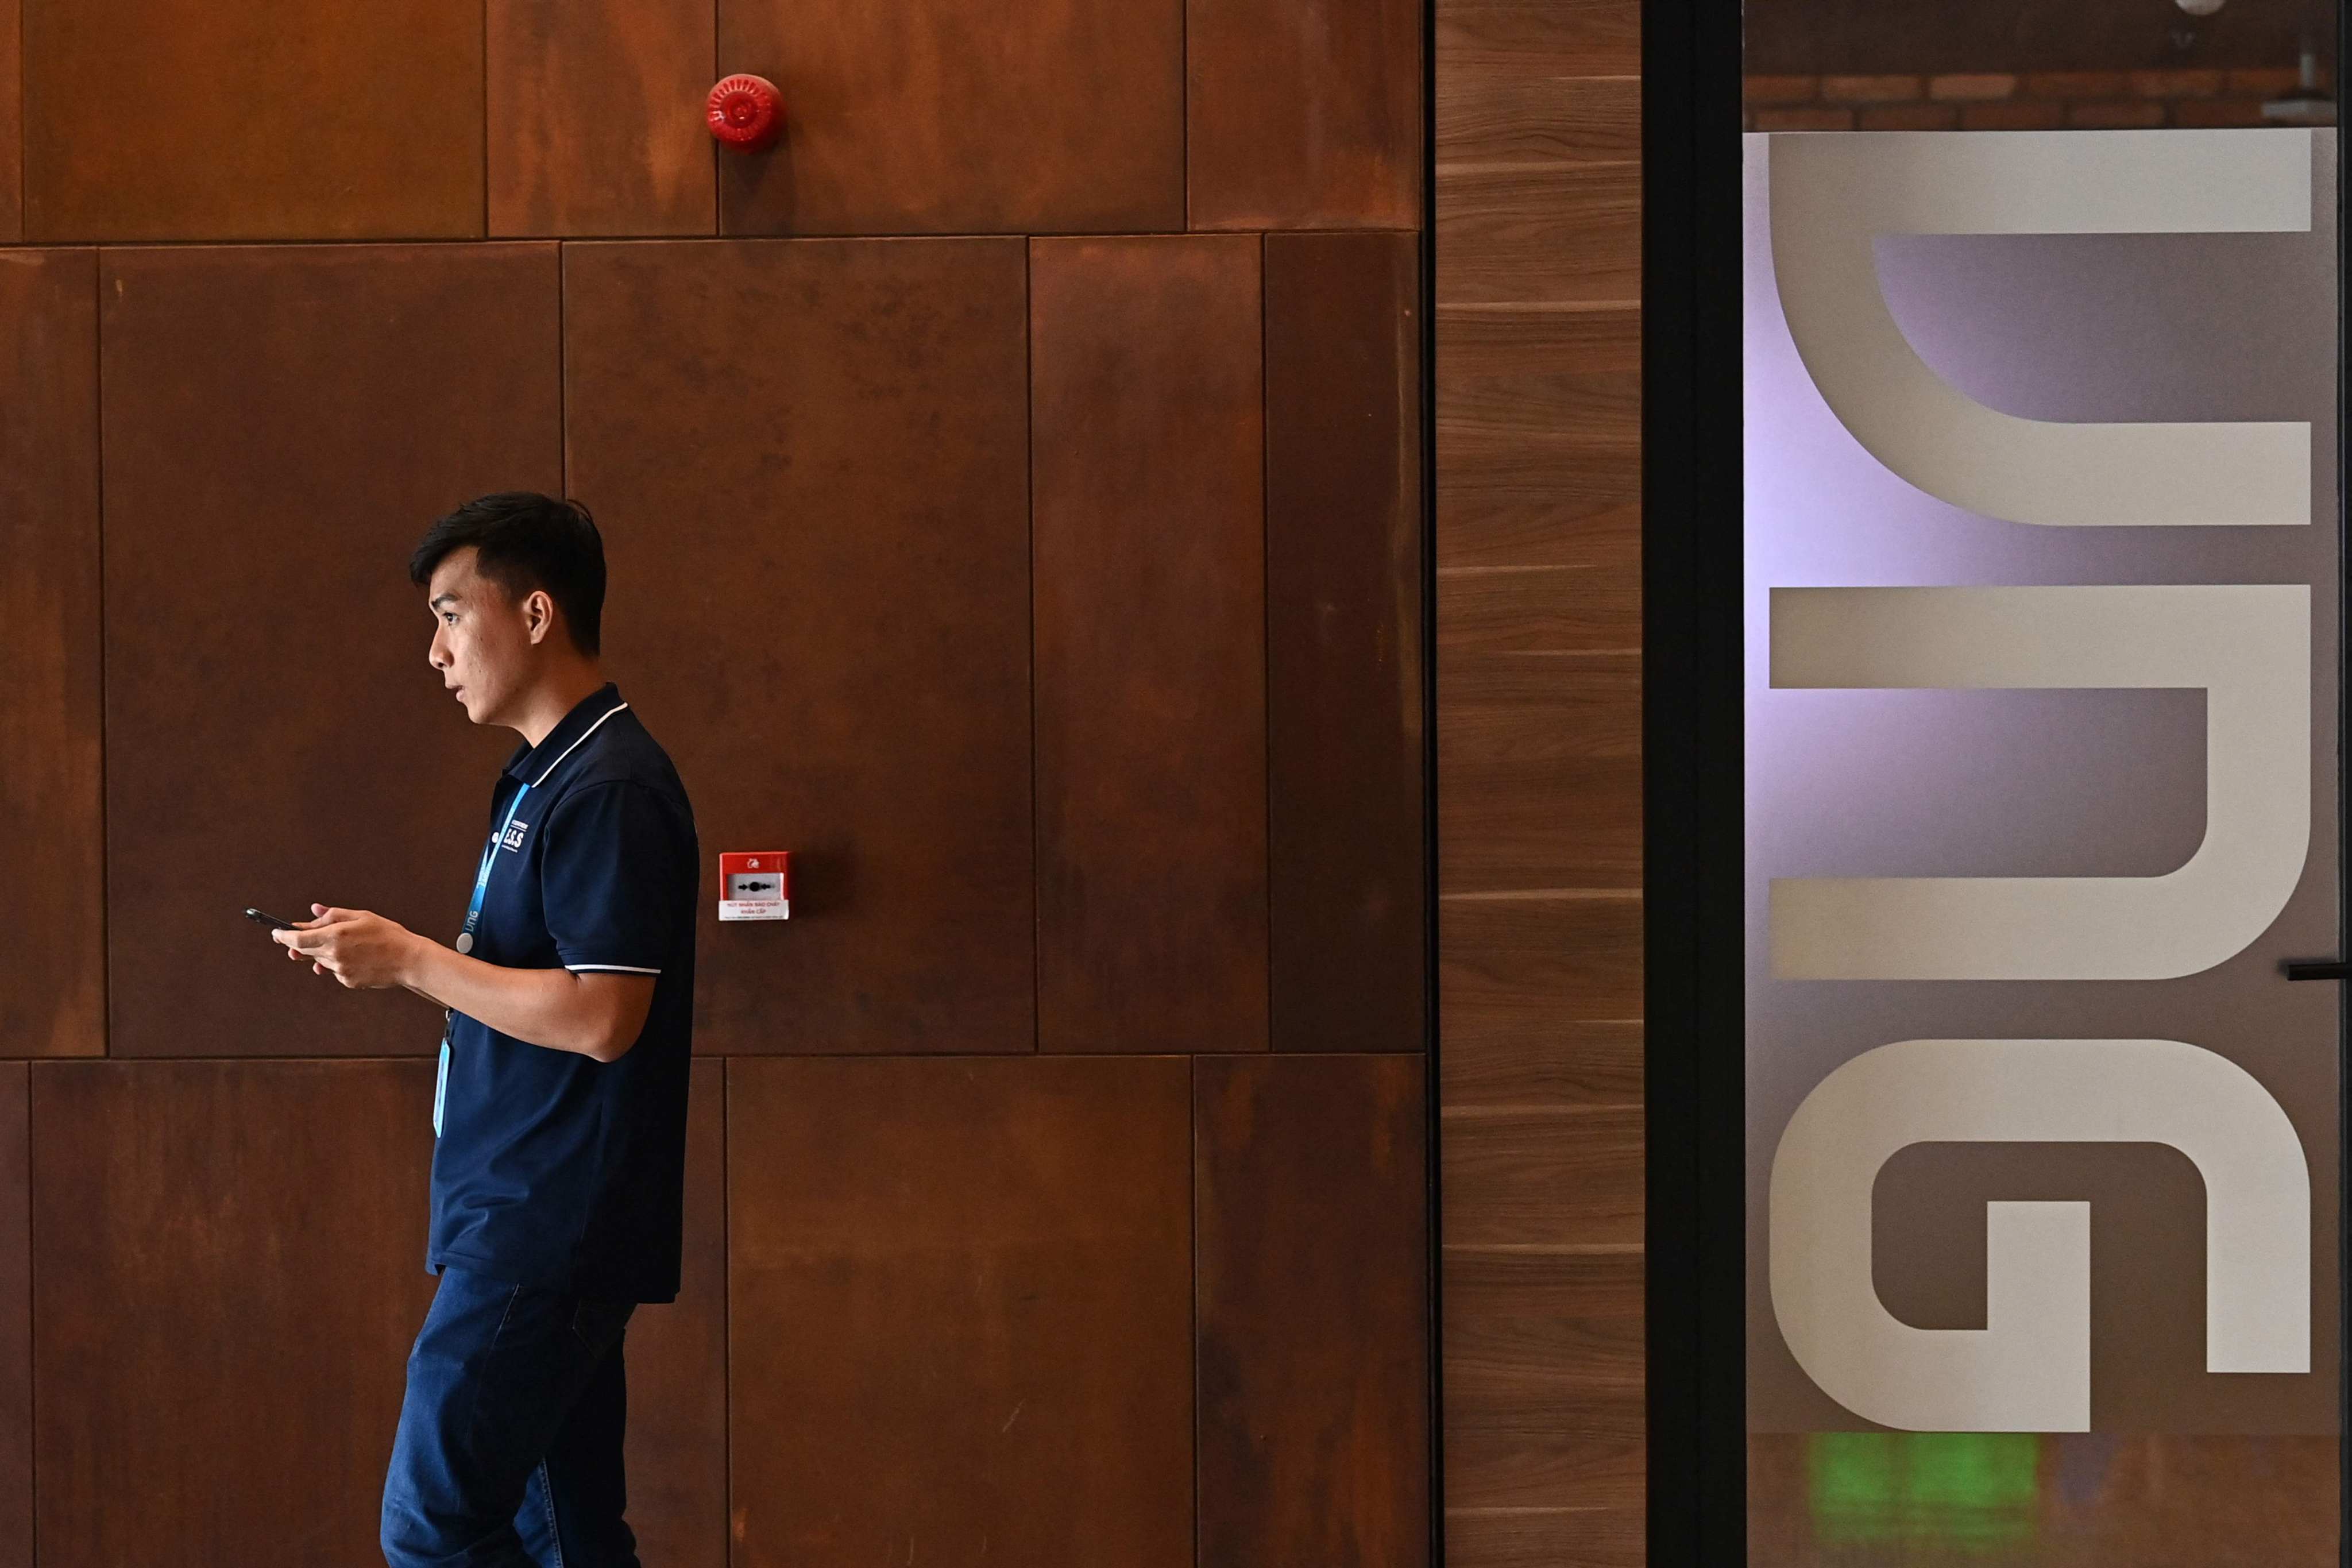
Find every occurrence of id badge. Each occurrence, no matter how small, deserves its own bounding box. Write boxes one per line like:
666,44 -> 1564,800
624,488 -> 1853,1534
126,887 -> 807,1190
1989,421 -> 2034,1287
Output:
432,1033 -> 450,1137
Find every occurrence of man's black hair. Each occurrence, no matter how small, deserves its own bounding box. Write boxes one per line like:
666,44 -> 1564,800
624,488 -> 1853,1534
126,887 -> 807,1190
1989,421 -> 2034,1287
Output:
410,493 -> 607,656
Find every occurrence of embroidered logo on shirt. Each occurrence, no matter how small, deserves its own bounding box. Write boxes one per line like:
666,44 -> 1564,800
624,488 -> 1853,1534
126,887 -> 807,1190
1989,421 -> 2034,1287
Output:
501,819 -> 531,852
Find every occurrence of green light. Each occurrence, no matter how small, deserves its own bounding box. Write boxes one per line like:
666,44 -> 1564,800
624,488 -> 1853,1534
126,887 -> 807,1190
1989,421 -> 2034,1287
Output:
1809,1432 -> 2041,1548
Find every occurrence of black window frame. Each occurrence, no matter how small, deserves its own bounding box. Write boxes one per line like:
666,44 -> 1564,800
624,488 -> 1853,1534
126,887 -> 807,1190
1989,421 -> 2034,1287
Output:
1639,3 -> 2352,1558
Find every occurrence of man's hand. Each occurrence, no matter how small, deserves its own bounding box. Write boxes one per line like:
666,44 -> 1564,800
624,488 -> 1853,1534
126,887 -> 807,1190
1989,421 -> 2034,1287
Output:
272,904 -> 426,990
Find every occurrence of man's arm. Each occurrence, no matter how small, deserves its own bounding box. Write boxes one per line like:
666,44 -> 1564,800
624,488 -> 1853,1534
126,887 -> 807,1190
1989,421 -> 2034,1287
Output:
274,906 -> 653,1063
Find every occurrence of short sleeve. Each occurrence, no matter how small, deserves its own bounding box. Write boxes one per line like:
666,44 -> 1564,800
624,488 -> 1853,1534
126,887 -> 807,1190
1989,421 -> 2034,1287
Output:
539,781 -> 694,975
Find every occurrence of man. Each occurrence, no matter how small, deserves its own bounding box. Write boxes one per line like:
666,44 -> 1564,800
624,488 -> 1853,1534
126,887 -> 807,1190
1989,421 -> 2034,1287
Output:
274,492 -> 698,1568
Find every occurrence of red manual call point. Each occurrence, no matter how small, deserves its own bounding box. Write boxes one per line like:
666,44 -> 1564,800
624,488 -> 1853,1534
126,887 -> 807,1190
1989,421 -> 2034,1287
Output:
719,851 -> 790,921
706,75 -> 784,152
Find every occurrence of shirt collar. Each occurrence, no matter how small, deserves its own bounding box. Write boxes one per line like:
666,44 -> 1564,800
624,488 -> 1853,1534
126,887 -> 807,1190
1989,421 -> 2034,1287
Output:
503,682 -> 628,786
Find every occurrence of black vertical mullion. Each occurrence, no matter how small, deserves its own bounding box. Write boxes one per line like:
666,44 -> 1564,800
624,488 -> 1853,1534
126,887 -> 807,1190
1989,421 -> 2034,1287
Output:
2335,6 -> 2350,1561
1642,0 -> 1748,1559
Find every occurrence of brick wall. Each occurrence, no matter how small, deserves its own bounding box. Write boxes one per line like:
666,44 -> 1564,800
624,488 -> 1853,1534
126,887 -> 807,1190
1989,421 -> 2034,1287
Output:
1745,67 -> 2331,131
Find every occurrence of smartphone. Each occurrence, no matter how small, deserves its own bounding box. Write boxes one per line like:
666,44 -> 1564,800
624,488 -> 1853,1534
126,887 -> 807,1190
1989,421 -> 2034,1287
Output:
243,907 -> 303,932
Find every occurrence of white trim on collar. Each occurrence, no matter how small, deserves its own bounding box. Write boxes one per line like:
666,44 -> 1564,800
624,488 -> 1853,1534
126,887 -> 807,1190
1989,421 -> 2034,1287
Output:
531,702 -> 631,787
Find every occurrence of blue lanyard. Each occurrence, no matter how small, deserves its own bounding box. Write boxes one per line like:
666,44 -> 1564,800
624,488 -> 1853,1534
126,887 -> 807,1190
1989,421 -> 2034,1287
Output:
439,778 -> 530,1138
459,779 -> 532,951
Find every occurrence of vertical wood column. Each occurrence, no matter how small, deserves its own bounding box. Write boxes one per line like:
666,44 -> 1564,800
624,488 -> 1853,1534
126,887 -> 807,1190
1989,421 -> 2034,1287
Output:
1434,0 -> 1646,1561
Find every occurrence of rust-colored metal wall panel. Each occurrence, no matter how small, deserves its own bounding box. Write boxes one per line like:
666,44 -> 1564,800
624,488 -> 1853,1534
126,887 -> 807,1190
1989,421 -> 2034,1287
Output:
727,1055 -> 1194,1566
1031,235 -> 1268,1055
563,238 -> 1034,1056
717,0 -> 1182,235
488,0 -> 716,236
622,1059 -> 727,1566
0,0 -> 19,241
1187,0 -> 1423,229
0,1068 -> 29,1568
1195,1053 -> 1428,1566
102,245 -> 559,1058
22,0 -> 484,240
0,250 -> 101,1060
1264,233 -> 1426,1053
31,1060 -> 440,1566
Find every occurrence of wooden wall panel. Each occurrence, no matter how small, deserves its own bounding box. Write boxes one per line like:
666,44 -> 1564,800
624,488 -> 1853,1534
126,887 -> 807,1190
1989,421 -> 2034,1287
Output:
0,250 -> 101,1060
1437,0 -> 1641,84
1435,0 -> 1645,1552
31,1061 -> 440,1566
622,1059 -> 727,1568
1187,0 -> 1422,229
1439,656 -> 1639,893
1442,1103 -> 1642,1249
1195,1053 -> 1428,1567
22,0 -> 484,240
727,1056 -> 1192,1567
1031,235 -> 1268,1056
1436,163 -> 1641,307
1265,232 -> 1426,1053
101,245 -> 558,1058
1441,68 -> 1639,167
563,238 -> 1034,1056
0,1069 -> 28,1568
1443,1248 -> 1642,1565
1439,896 -> 1641,1068
1435,304 -> 1639,571
717,0 -> 1182,235
488,0 -> 716,237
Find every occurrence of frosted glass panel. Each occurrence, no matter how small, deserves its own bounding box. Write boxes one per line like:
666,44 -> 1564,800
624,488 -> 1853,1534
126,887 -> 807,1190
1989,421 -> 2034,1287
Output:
1743,127 -> 2342,1561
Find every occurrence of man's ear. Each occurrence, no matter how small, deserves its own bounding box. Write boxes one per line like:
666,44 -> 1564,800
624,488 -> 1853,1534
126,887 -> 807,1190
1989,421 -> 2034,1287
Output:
523,589 -> 555,646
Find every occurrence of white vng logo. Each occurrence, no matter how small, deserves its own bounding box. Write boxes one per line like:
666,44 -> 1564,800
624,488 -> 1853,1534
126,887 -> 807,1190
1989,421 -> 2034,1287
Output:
1764,130 -> 2319,1431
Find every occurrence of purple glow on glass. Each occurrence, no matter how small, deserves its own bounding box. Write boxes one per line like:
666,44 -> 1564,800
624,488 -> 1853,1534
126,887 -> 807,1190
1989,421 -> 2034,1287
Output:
1742,133 -> 2341,1438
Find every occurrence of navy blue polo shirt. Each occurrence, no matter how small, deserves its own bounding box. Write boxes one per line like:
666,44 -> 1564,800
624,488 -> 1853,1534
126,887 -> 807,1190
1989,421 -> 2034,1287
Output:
427,682 -> 699,1304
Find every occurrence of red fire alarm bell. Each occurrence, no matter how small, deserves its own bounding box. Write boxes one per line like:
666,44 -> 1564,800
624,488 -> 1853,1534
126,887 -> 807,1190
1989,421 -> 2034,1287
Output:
706,75 -> 784,152
720,852 -> 790,921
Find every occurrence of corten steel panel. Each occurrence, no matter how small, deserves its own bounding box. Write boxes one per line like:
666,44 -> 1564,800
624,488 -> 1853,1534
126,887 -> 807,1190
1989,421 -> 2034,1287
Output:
716,0 -> 1182,235
0,1069 -> 28,1568
488,0 -> 716,236
1031,235 -> 1269,1055
727,1055 -> 1193,1567
0,250 -> 101,1059
1187,0 -> 1422,229
621,1059 -> 727,1568
102,245 -> 558,1059
0,0 -> 19,241
1195,1053 -> 1428,1567
22,0 -> 484,240
31,1060 -> 440,1566
563,239 -> 1033,1055
1264,233 -> 1426,1053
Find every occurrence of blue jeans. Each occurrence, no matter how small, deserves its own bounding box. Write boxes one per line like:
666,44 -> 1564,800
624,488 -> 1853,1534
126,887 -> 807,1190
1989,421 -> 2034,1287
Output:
381,1265 -> 642,1567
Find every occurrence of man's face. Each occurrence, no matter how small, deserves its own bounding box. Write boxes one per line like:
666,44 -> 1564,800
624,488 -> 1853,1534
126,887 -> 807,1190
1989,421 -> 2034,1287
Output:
426,547 -> 537,727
